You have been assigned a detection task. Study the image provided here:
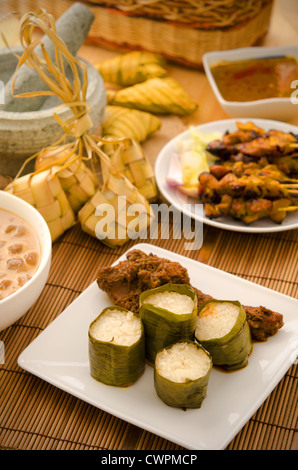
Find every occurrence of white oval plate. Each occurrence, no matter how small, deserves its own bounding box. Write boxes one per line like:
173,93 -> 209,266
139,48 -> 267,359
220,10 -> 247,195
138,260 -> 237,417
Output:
155,118 -> 298,233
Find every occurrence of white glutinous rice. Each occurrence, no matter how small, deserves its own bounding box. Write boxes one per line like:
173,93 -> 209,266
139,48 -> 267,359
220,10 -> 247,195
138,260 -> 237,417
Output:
196,301 -> 239,341
144,291 -> 194,315
89,309 -> 142,346
156,342 -> 211,383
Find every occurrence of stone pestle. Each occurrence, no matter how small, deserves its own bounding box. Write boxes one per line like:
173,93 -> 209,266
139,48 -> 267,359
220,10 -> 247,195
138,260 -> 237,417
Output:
1,2 -> 94,112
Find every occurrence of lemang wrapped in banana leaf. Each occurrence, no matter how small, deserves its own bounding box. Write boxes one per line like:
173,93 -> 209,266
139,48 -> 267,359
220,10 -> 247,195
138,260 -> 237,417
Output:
88,306 -> 145,387
195,300 -> 252,371
154,340 -> 212,409
95,51 -> 167,87
139,283 -> 197,365
108,77 -> 198,116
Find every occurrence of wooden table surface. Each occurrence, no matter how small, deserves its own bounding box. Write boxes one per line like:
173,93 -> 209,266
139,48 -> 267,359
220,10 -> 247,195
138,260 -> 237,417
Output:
0,0 -> 297,451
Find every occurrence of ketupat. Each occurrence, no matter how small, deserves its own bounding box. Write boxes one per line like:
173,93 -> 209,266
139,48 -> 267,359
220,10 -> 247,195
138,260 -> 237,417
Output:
78,167 -> 154,248
102,137 -> 158,203
35,146 -> 98,213
5,170 -> 76,241
102,105 -> 161,143
95,51 -> 167,87
108,77 -> 198,115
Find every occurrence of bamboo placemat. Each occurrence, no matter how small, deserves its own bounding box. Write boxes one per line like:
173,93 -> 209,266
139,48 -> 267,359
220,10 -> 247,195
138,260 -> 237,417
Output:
0,215 -> 297,451
0,0 -> 297,450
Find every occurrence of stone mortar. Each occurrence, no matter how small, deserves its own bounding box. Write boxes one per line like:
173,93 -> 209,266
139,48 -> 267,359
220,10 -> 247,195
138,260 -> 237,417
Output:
0,46 -> 106,177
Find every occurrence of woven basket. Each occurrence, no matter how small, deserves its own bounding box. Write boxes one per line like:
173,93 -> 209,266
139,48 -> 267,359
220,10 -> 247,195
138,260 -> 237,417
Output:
86,0 -> 274,66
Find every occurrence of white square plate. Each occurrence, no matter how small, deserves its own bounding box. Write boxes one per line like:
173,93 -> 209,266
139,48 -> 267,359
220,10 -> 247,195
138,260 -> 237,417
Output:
18,243 -> 298,450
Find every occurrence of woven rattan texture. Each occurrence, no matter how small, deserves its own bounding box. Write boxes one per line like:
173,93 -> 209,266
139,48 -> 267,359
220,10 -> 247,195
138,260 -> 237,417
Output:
0,218 -> 297,450
87,0 -> 270,28
0,0 -> 273,66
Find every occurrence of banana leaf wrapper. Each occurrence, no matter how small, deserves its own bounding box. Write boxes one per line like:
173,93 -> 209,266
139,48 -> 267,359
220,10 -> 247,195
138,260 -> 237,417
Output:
195,300 -> 252,371
88,306 -> 145,387
139,283 -> 197,365
154,340 -> 213,409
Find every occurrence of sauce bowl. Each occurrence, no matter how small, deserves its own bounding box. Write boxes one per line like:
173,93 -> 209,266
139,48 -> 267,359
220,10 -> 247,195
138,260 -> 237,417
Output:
202,45 -> 298,122
0,190 -> 52,330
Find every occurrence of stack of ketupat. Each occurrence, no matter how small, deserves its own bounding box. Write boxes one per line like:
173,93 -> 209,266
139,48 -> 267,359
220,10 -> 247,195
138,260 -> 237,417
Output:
6,45 -> 197,245
6,169 -> 76,242
96,51 -> 198,143
4,13 -> 160,247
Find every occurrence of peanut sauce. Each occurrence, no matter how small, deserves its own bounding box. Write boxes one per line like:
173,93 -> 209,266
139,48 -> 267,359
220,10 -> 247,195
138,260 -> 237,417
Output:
0,209 -> 40,300
210,56 -> 298,102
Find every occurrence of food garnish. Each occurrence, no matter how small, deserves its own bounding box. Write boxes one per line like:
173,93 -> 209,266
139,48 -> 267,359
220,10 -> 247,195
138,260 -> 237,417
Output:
167,121 -> 298,223
166,126 -> 221,197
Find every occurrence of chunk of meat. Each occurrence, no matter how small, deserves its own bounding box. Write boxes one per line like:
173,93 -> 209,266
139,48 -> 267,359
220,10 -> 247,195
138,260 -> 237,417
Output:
244,305 -> 284,341
97,249 -> 190,313
96,250 -> 284,341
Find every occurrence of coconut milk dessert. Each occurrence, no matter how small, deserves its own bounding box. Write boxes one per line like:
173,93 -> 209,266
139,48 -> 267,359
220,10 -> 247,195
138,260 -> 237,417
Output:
0,209 -> 40,300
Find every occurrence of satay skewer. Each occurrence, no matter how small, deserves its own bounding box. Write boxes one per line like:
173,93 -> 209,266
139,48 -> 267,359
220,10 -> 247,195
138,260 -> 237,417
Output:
278,206 -> 298,212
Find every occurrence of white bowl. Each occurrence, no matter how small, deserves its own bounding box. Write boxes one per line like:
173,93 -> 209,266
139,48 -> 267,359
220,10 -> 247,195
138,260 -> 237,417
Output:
202,45 -> 298,122
0,191 -> 52,331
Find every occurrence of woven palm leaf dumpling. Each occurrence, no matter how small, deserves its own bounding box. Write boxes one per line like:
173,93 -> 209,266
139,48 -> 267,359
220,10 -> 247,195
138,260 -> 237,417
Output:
3,10 -> 158,248
97,50 -> 197,142
6,169 -> 76,242
35,145 -> 99,214
101,105 -> 161,143
108,77 -> 198,116
94,50 -> 167,87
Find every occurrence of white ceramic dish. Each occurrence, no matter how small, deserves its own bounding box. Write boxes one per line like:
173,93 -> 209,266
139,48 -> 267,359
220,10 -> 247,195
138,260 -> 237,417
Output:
18,243 -> 298,450
202,45 -> 298,121
0,190 -> 52,330
155,118 -> 298,234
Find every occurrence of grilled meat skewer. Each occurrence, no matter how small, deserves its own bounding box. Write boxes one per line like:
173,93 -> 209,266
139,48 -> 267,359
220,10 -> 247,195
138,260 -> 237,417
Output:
204,195 -> 296,224
198,172 -> 298,224
198,171 -> 297,201
207,126 -> 298,163
209,161 -> 298,182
